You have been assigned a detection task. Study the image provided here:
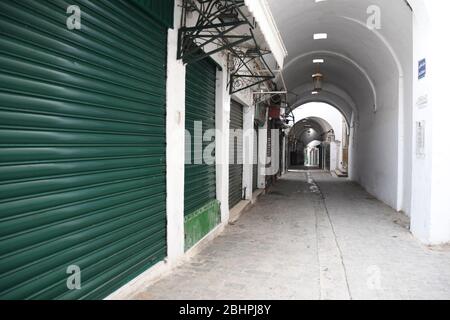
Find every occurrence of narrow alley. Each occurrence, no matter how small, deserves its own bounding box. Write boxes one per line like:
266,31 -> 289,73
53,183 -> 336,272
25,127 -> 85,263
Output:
132,172 -> 450,300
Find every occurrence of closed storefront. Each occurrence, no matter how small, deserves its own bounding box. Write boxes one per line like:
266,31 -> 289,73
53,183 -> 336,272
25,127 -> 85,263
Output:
229,100 -> 243,209
184,57 -> 219,250
0,0 -> 172,299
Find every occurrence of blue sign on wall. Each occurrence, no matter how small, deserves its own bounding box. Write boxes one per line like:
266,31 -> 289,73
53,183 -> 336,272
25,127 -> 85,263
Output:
418,59 -> 426,80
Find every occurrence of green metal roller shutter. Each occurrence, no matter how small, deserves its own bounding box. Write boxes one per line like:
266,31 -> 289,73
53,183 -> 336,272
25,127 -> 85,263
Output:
132,0 -> 174,28
184,58 -> 217,216
229,100 -> 243,209
0,0 -> 169,299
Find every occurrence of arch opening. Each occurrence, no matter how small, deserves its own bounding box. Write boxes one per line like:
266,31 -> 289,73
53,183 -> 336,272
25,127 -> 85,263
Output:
287,102 -> 350,174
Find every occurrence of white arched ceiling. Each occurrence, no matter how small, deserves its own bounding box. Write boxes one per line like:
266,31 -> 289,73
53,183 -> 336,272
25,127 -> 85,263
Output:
298,128 -> 321,146
307,117 -> 334,134
290,117 -> 333,141
281,50 -> 378,111
268,0 -> 411,90
268,0 -> 412,115
289,82 -> 357,125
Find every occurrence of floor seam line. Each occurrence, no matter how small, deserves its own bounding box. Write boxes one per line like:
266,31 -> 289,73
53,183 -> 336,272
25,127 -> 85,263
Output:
308,172 -> 323,300
313,174 -> 353,300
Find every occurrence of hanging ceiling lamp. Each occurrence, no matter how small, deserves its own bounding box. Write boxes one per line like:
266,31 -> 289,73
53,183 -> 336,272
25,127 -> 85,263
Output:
312,63 -> 324,93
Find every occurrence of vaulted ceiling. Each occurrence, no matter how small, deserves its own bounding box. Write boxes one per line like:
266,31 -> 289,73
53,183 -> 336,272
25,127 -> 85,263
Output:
267,0 -> 412,118
290,116 -> 333,145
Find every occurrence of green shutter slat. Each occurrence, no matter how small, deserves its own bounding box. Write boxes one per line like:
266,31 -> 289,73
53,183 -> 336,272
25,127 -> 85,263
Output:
0,0 -> 167,300
185,59 -> 217,216
229,101 -> 243,209
131,0 -> 174,28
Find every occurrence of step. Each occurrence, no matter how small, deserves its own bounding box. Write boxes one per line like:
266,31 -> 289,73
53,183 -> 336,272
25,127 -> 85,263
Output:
334,169 -> 349,178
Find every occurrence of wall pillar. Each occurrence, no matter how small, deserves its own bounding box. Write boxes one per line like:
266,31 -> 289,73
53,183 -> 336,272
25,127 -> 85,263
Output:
348,113 -> 357,180
215,64 -> 231,224
166,0 -> 185,261
257,110 -> 268,189
243,103 -> 255,200
410,0 -> 450,244
270,128 -> 280,175
330,142 -> 339,172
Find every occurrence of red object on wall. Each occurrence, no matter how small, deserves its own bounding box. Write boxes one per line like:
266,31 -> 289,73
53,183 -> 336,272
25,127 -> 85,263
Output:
269,106 -> 280,119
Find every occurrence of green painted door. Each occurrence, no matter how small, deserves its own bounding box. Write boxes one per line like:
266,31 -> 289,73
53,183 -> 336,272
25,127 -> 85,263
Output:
184,58 -> 217,216
0,0 -> 170,299
229,100 -> 243,209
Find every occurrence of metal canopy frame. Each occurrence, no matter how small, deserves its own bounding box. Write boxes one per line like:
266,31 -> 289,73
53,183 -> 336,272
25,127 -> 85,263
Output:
228,29 -> 275,94
178,0 -> 275,93
178,0 -> 253,64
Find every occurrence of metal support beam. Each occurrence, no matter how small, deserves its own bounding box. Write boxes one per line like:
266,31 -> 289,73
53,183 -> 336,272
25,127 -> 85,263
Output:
178,0 -> 276,94
178,0 -> 254,63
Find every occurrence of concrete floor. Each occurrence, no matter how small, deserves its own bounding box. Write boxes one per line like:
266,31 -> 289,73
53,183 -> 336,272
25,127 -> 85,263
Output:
133,171 -> 450,300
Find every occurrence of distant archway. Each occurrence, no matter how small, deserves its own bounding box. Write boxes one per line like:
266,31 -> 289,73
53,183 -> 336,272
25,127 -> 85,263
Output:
288,103 -> 349,173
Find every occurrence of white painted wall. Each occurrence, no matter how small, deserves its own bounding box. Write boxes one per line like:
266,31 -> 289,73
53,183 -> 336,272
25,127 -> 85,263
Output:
166,1 -> 186,262
330,142 -> 339,172
353,76 -> 401,211
241,100 -> 255,200
409,0 -> 450,244
282,134 -> 287,174
258,110 -> 269,189
214,63 -> 231,224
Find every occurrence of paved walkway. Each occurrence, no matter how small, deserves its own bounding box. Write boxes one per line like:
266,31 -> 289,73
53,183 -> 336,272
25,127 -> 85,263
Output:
133,171 -> 450,300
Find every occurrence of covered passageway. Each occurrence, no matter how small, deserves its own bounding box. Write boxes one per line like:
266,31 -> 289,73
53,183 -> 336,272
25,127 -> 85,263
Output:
1,0 -> 450,301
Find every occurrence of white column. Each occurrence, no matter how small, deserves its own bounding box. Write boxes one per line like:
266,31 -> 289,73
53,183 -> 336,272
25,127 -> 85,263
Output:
272,130 -> 280,175
348,113 -> 356,180
243,103 -> 255,200
410,0 -> 450,244
329,142 -> 339,172
166,0 -> 185,261
215,63 -> 231,224
257,109 -> 268,189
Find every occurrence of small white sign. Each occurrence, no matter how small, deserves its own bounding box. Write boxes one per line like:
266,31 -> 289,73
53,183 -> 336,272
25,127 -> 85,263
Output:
416,121 -> 425,158
416,95 -> 428,109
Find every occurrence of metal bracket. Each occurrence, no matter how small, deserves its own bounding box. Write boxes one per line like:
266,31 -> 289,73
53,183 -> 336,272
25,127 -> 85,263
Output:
178,0 -> 276,94
228,30 -> 275,94
178,0 -> 254,64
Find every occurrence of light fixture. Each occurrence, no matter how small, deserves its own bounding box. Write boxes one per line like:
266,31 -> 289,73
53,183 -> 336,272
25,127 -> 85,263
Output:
312,63 -> 324,92
313,59 -> 324,64
218,9 -> 239,24
313,33 -> 328,40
